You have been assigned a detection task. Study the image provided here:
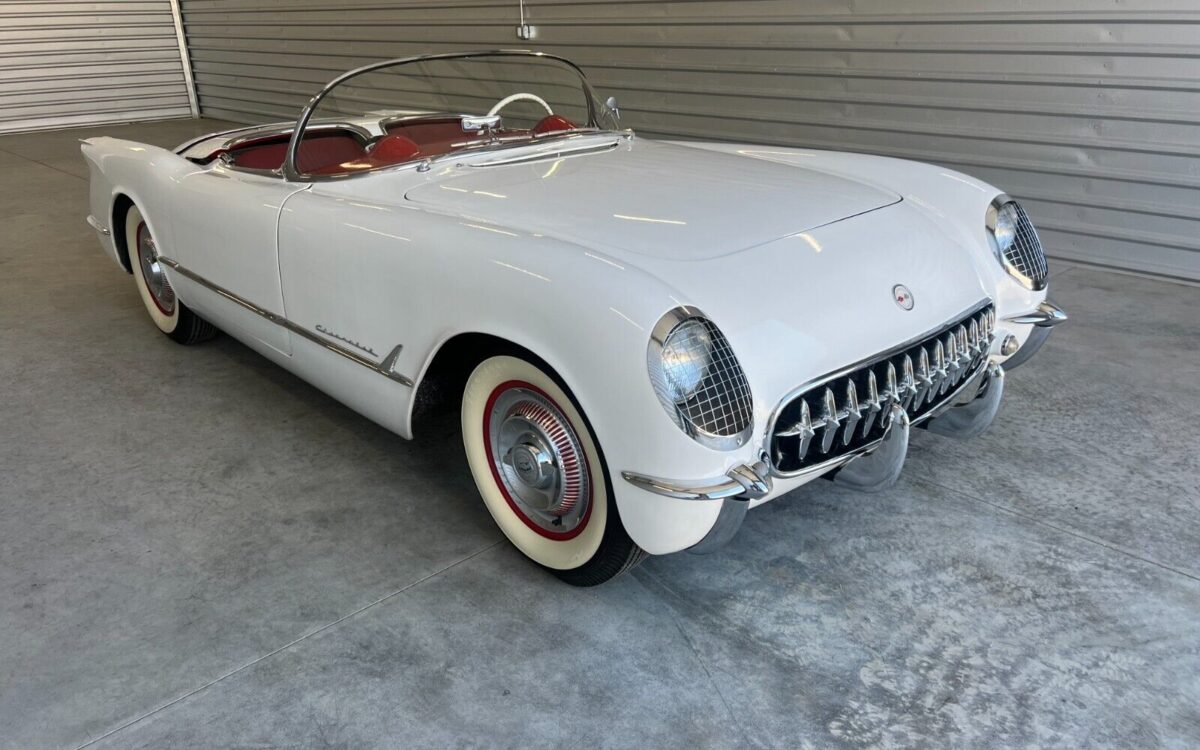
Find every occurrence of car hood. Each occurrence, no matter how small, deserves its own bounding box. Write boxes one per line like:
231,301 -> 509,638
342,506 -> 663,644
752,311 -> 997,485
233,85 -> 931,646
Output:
404,137 -> 900,260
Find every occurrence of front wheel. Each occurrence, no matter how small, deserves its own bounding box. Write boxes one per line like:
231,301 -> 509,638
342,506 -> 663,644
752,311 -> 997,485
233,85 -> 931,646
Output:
462,355 -> 647,585
125,205 -> 216,345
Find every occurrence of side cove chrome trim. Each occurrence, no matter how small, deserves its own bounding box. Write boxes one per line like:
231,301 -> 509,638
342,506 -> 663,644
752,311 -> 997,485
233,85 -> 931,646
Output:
156,256 -> 414,387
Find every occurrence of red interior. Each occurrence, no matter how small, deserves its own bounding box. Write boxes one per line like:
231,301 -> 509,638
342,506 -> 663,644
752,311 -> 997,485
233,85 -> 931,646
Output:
533,114 -> 576,135
220,131 -> 368,173
213,114 -> 581,176
384,118 -> 470,160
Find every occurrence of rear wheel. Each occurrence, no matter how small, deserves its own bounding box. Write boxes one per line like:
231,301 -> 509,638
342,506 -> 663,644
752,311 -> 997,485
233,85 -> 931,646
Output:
125,205 -> 216,345
461,355 -> 647,585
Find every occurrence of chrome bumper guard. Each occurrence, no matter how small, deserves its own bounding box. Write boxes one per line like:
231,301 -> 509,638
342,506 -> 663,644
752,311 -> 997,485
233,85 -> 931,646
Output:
621,461 -> 772,503
621,462 -> 772,555
1001,299 -> 1067,370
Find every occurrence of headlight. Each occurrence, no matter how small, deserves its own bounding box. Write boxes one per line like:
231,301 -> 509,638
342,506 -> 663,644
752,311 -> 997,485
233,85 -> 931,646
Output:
986,195 -> 1048,291
660,319 -> 711,401
991,202 -> 1019,253
647,308 -> 753,450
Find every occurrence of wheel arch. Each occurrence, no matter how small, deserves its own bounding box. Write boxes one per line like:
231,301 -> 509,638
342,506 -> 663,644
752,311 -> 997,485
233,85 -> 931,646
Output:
410,331 -> 564,439
110,193 -> 135,273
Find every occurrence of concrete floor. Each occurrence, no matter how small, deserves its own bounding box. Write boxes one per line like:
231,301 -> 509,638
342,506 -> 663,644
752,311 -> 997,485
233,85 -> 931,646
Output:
1,118 -> 1198,749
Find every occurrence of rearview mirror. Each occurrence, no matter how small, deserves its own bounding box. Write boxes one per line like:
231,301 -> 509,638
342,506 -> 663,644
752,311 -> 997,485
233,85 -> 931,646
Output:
605,96 -> 620,121
461,114 -> 502,133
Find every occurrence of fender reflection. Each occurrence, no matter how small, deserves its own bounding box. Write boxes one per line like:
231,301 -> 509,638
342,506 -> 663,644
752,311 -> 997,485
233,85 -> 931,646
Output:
156,256 -> 414,386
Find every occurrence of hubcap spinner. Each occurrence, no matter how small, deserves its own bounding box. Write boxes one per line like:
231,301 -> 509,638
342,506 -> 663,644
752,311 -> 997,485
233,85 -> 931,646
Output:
488,386 -> 589,535
136,223 -> 176,315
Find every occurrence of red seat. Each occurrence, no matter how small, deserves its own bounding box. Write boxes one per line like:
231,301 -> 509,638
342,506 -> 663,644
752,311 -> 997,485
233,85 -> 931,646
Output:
365,134 -> 422,166
533,114 -> 577,135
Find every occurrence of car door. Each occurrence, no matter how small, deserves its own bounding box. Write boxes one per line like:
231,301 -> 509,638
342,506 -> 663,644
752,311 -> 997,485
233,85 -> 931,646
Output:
168,162 -> 308,355
274,178 -> 429,435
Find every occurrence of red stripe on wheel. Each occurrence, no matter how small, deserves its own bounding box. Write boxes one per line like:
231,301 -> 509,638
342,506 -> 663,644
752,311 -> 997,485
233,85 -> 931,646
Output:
482,379 -> 594,541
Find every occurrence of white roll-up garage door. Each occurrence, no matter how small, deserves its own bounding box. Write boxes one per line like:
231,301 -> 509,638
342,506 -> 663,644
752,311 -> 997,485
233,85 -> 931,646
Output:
0,0 -> 197,134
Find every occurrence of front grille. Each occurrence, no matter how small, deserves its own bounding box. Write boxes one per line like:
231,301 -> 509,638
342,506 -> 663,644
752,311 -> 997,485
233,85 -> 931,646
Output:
673,318 -> 754,439
1004,202 -> 1048,288
769,303 -> 995,475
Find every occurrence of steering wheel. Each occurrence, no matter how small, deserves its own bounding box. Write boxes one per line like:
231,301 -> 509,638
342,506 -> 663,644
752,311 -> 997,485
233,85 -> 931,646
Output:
487,92 -> 554,118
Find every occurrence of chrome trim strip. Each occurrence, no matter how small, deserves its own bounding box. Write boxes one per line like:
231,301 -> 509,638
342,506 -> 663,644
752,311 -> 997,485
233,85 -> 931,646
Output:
156,256 -> 414,387
86,215 -> 110,236
622,461 -> 772,502
467,138 -> 621,167
1005,299 -> 1068,327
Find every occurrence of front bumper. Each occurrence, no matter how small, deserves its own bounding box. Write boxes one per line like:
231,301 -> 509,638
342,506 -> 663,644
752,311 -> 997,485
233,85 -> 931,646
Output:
622,299 -> 1066,553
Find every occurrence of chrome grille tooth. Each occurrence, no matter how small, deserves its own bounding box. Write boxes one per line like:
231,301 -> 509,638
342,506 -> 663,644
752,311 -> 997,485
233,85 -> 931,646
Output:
914,348 -> 933,406
943,334 -> 958,391
819,387 -> 841,453
899,355 -> 916,411
968,319 -> 981,356
795,399 -> 813,460
862,369 -> 881,437
956,327 -> 972,369
842,380 -> 861,446
932,339 -> 950,395
944,331 -> 962,386
776,398 -> 816,462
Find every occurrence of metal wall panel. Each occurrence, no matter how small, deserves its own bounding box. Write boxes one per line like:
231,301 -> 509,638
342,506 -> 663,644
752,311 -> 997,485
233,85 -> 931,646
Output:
0,1 -> 195,134
177,0 -> 1200,280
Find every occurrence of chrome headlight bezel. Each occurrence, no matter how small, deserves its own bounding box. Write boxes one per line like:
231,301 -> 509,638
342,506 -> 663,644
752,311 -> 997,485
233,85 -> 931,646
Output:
647,307 -> 754,451
986,194 -> 1048,292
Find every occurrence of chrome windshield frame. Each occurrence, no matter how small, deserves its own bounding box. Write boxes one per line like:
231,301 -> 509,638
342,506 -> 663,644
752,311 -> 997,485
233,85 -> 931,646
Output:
281,49 -> 610,183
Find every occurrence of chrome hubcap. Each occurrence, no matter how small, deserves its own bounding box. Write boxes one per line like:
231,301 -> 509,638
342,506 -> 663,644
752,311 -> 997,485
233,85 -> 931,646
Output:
488,386 -> 589,534
136,223 -> 175,315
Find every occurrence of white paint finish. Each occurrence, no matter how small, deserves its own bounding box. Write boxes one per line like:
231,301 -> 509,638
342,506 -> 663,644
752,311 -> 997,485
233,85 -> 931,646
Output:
170,164 -> 306,353
84,117 -> 1049,556
403,137 -> 899,260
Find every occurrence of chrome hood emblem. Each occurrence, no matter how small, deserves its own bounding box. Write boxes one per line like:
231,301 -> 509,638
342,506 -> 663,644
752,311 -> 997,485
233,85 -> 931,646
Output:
892,284 -> 914,311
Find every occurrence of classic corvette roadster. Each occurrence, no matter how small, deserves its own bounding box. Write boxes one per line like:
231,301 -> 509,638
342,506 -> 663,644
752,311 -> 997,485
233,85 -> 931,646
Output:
82,50 -> 1066,584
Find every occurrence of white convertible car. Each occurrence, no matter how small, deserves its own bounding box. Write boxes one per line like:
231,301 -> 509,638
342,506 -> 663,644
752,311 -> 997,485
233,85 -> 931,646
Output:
83,50 -> 1065,585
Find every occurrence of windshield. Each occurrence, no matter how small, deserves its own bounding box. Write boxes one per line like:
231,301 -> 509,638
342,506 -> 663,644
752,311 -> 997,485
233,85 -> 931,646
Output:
289,52 -> 618,178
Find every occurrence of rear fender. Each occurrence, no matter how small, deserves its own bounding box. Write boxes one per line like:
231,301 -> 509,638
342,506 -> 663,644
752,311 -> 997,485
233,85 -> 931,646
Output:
80,137 -> 196,273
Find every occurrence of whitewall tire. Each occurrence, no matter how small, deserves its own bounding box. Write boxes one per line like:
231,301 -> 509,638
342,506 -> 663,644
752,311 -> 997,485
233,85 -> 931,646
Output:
462,354 -> 646,585
125,205 -> 216,345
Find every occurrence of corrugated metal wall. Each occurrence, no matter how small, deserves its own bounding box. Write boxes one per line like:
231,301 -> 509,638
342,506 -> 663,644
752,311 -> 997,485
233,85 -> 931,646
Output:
177,0 -> 1200,280
0,0 -> 195,134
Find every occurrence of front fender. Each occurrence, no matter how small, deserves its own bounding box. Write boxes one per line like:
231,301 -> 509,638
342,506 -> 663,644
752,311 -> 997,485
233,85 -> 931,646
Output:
395,240 -> 742,556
